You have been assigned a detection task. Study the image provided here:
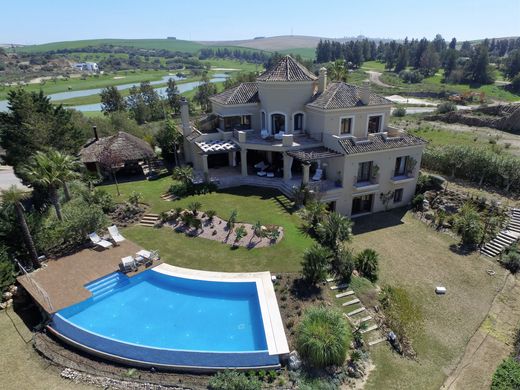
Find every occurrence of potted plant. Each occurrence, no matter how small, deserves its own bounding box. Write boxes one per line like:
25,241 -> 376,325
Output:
371,164 -> 380,183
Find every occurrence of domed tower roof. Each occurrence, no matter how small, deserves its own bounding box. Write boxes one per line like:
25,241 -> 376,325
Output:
257,55 -> 317,82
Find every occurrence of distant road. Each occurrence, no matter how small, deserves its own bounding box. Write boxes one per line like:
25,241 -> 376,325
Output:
366,71 -> 394,88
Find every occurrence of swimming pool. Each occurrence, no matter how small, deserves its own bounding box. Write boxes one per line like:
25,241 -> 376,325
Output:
48,265 -> 289,370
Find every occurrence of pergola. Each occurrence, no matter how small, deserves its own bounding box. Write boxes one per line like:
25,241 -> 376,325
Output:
287,147 -> 343,184
195,139 -> 241,178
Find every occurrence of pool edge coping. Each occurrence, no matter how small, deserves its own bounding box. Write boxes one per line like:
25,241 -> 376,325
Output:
151,264 -> 290,357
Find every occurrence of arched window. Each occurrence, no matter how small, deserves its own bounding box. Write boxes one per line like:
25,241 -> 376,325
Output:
294,113 -> 304,132
271,113 -> 285,134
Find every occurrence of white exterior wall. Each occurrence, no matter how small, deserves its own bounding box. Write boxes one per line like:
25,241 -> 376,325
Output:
334,146 -> 424,216
257,82 -> 315,134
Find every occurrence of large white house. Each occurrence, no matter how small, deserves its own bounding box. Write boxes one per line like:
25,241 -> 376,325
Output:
180,56 -> 426,217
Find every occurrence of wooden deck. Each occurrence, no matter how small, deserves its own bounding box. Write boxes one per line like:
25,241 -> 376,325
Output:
17,240 -> 162,314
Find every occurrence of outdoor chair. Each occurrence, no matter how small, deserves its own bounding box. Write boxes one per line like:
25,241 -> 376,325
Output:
108,225 -> 125,244
260,129 -> 270,139
136,249 -> 159,266
312,169 -> 323,181
88,232 -> 113,249
121,256 -> 137,272
274,131 -> 285,140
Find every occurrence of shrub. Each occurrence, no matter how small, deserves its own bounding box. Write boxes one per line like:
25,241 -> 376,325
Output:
227,209 -> 238,231
169,182 -> 189,198
331,247 -> 355,283
128,191 -> 142,206
399,69 -> 424,83
500,248 -> 520,274
208,370 -> 261,390
301,244 -> 330,285
355,248 -> 379,282
436,101 -> 457,114
206,209 -> 217,221
411,194 -> 425,211
454,203 -> 483,248
234,225 -> 247,244
510,74 -> 520,94
491,357 -> 520,390
187,201 -> 202,215
392,106 -> 407,117
82,188 -> 115,213
295,306 -> 351,368
0,247 -> 15,295
380,285 -> 423,343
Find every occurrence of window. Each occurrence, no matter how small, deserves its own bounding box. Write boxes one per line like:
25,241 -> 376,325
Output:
394,156 -> 408,176
294,113 -> 304,132
223,115 -> 251,131
261,111 -> 266,129
352,194 -> 374,215
357,161 -> 372,183
394,188 -> 404,203
368,115 -> 382,134
271,114 -> 285,133
340,117 -> 352,134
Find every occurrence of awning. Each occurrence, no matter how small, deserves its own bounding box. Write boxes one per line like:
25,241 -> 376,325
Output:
195,139 -> 241,155
287,147 -> 343,162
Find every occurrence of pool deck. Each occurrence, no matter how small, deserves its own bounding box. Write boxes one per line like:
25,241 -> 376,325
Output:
18,240 -> 162,314
153,264 -> 290,357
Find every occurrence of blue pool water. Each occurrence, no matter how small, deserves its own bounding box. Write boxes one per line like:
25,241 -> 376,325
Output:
57,270 -> 268,353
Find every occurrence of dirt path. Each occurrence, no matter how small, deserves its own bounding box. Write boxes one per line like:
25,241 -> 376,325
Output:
441,273 -> 520,390
366,71 -> 394,88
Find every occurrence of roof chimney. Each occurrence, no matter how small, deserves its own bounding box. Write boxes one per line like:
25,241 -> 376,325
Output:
360,80 -> 370,105
318,67 -> 327,93
179,98 -> 190,135
92,125 -> 99,141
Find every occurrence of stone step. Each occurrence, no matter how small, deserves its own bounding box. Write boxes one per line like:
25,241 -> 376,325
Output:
486,241 -> 505,250
346,307 -> 366,317
481,251 -> 496,258
326,277 -> 336,283
342,298 -> 360,307
144,213 -> 160,217
356,315 -> 373,324
360,324 -> 379,334
368,337 -> 387,346
508,226 -> 520,233
336,290 -> 355,298
494,236 -> 513,246
483,245 -> 502,255
497,232 -> 516,241
330,283 -> 348,290
139,223 -> 156,227
481,247 -> 500,256
503,231 -> 520,240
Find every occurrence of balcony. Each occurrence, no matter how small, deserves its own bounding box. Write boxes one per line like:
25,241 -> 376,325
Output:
233,129 -> 322,149
390,174 -> 415,184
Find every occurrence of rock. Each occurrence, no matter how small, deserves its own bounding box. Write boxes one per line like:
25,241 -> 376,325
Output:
2,291 -> 12,301
422,199 -> 430,211
8,285 -> 17,295
424,211 -> 435,220
288,351 -> 302,370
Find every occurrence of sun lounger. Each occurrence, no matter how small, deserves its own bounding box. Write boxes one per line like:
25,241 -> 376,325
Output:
108,225 -> 125,244
88,232 -> 113,249
136,249 -> 159,266
121,256 -> 137,272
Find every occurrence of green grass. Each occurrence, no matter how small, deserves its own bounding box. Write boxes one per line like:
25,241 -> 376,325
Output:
0,69 -> 170,100
0,308 -> 95,389
378,70 -> 520,102
361,61 -> 387,71
409,126 -> 500,149
203,58 -> 264,72
16,38 -> 267,55
101,180 -> 313,273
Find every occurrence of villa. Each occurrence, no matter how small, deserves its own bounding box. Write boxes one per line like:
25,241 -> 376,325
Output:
181,55 -> 426,216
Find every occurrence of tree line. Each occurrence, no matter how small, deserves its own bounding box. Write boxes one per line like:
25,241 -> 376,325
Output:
198,47 -> 270,64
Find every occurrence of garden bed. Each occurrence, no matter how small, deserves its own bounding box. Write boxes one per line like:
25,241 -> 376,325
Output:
163,211 -> 283,248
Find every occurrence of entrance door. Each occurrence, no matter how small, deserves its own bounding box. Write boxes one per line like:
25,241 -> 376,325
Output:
352,194 -> 374,215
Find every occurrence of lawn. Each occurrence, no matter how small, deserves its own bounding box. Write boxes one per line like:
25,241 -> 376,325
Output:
102,179 -> 313,273
102,177 -> 508,388
408,126 -> 500,148
0,308 -> 94,390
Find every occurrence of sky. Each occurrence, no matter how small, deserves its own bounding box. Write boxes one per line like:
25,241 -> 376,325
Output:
2,0 -> 519,45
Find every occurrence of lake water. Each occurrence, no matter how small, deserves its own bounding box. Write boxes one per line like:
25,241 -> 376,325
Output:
0,73 -> 228,112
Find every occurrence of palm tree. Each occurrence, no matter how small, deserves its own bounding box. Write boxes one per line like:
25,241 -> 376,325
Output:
355,248 -> 379,282
22,151 -> 64,221
48,150 -> 79,201
316,212 -> 353,254
0,186 -> 39,268
299,200 -> 329,235
328,59 -> 348,82
172,165 -> 194,185
301,244 -> 330,285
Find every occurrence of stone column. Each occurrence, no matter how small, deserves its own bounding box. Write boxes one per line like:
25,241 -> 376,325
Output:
283,153 -> 294,181
202,154 -> 209,183
240,149 -> 248,176
228,151 -> 236,167
302,163 -> 310,185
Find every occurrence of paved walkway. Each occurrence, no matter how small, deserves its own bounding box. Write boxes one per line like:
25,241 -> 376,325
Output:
0,165 -> 29,191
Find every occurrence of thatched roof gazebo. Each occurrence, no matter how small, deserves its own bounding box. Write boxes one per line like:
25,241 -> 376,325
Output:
80,131 -> 155,176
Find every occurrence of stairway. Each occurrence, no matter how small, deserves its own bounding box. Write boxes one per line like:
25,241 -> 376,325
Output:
481,208 -> 520,257
139,213 -> 160,227
85,272 -> 129,301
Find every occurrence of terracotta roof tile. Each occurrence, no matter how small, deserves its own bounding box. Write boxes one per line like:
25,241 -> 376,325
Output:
210,82 -> 259,105
257,55 -> 317,82
307,82 -> 391,109
338,133 -> 426,155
